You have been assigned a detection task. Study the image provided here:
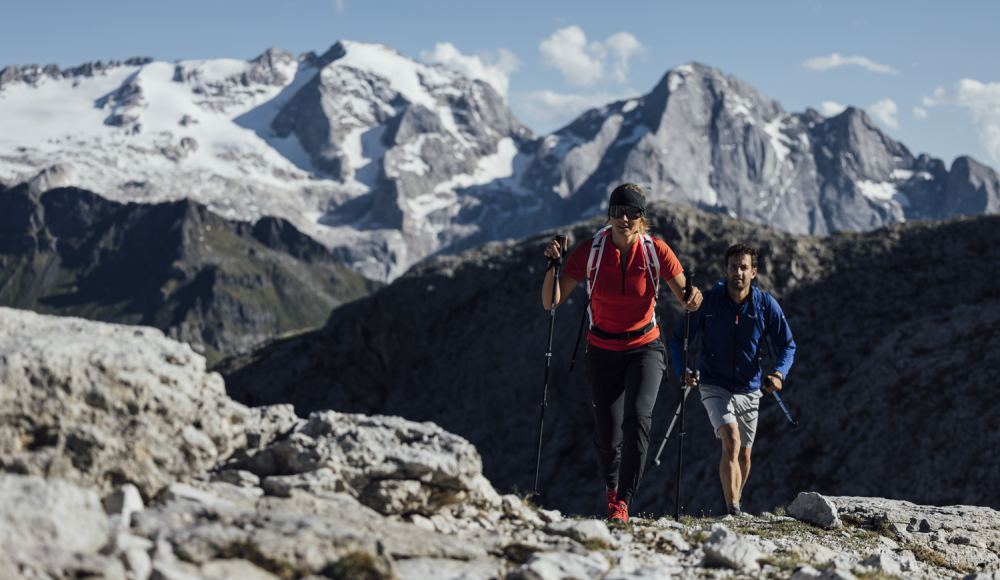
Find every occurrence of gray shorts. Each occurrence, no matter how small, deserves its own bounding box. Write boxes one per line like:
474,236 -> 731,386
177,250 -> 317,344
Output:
699,384 -> 763,448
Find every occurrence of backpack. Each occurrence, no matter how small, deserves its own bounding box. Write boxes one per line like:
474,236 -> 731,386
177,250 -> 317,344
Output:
568,226 -> 662,371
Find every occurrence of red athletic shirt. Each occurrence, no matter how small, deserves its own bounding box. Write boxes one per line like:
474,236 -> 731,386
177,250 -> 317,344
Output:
563,234 -> 683,351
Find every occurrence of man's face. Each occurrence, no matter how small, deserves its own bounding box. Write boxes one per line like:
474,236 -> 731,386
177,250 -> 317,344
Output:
726,254 -> 757,290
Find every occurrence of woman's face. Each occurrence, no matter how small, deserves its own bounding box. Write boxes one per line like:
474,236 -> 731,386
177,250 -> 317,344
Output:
610,213 -> 641,236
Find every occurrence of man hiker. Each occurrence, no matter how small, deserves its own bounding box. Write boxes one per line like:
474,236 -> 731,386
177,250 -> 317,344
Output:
668,243 -> 795,517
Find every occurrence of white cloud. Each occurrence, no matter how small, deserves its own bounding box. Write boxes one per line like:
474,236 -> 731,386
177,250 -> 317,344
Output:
819,101 -> 847,117
421,43 -> 521,99
334,0 -> 344,12
913,107 -> 928,120
513,89 -> 639,131
605,32 -> 645,83
803,53 -> 900,75
539,26 -> 645,88
924,78 -> 1000,165
868,98 -> 899,129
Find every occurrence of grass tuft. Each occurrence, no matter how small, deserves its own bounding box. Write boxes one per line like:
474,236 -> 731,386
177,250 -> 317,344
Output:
581,538 -> 610,551
325,551 -> 389,580
904,544 -> 974,575
219,539 -> 310,580
501,543 -> 542,565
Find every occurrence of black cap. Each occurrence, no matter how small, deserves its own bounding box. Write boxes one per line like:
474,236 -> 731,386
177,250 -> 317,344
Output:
608,184 -> 646,216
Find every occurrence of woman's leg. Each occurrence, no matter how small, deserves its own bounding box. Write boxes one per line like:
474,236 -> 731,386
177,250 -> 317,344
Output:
616,341 -> 666,506
585,345 -> 626,493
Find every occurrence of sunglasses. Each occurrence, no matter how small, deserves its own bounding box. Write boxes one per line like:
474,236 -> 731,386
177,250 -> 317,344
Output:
608,205 -> 643,220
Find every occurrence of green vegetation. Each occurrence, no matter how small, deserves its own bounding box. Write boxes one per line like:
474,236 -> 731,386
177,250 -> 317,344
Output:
325,551 -> 390,580
501,543 -> 542,565
581,538 -> 610,551
219,539 -> 311,580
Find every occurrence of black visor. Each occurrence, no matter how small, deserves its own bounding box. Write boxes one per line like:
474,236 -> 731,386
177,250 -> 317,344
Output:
609,205 -> 642,219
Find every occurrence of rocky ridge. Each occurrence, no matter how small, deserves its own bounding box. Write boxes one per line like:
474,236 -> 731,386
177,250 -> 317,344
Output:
3,48 -> 998,282
220,201 -> 1000,519
0,183 -> 380,365
3,306 -> 1000,580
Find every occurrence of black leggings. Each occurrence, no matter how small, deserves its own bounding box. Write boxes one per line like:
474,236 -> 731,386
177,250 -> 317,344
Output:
585,336 -> 665,506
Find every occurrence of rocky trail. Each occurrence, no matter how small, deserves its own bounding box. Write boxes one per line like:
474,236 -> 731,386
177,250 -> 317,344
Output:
2,307 -> 1000,580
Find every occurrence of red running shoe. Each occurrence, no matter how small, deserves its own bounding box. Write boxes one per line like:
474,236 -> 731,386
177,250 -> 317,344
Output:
609,500 -> 629,523
605,490 -> 618,520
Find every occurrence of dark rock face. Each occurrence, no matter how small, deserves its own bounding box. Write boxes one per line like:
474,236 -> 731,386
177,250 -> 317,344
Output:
0,184 -> 381,365
220,201 -> 1000,518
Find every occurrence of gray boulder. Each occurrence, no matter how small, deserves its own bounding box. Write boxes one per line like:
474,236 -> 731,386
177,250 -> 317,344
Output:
228,409 -> 496,515
701,526 -> 763,571
788,492 -> 843,529
0,308 -> 250,500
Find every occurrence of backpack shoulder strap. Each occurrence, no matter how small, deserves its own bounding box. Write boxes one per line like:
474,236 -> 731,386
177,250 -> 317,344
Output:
585,226 -> 611,298
639,235 -> 660,295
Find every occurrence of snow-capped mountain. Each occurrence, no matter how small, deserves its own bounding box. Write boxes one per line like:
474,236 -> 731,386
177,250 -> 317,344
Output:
2,48 -> 997,281
0,41 -> 532,281
505,62 -> 1000,236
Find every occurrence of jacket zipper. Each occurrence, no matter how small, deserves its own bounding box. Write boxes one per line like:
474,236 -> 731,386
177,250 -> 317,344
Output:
621,249 -> 626,294
733,312 -> 739,390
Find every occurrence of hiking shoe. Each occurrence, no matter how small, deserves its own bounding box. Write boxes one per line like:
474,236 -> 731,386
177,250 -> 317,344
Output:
609,500 -> 629,523
605,490 -> 618,520
727,504 -> 742,517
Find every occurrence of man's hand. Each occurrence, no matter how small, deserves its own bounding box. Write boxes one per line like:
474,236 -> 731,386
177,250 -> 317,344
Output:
684,370 -> 700,389
763,373 -> 783,393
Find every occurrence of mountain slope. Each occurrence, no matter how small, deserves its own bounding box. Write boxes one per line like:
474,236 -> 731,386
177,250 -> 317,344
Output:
218,204 -> 1000,517
0,183 -> 380,365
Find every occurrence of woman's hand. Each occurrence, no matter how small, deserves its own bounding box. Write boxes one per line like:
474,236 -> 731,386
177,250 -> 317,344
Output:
543,238 -> 565,263
683,286 -> 703,311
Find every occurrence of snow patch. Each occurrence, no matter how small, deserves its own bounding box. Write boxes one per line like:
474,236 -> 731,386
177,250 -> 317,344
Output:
763,115 -> 792,162
433,137 -> 518,194
891,169 -> 913,180
858,180 -> 911,207
621,99 -> 639,113
337,41 -> 441,111
616,124 -> 650,146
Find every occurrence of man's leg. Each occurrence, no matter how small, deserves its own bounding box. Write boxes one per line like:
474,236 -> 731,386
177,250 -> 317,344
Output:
737,446 -> 751,502
717,423 -> 741,506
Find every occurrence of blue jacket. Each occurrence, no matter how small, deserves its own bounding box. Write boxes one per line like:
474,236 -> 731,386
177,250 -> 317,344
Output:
669,282 -> 795,394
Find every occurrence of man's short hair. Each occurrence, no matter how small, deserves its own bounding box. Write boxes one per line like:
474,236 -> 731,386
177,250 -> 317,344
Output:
724,243 -> 757,269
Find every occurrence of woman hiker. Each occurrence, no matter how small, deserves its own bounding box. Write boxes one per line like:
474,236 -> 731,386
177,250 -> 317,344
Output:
541,183 -> 703,523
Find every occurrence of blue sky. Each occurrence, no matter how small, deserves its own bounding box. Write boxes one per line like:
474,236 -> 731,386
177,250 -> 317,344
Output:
4,0 -> 999,170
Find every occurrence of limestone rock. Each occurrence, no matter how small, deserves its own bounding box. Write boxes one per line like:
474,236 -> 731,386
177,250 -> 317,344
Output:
788,493 -> 843,529
394,557 -> 505,580
0,474 -> 108,553
795,542 -> 838,565
245,404 -> 301,450
860,554 -> 902,576
702,526 -> 763,571
544,519 -> 614,547
230,410 -> 484,515
507,551 -> 611,580
0,308 -> 250,499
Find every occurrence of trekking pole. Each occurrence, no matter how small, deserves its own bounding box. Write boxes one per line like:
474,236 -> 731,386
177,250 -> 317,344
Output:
674,271 -> 693,520
533,235 -> 567,499
651,371 -> 698,467
766,377 -> 798,428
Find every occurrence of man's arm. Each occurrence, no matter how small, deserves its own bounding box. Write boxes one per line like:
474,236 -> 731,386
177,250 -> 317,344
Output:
764,296 -> 795,392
